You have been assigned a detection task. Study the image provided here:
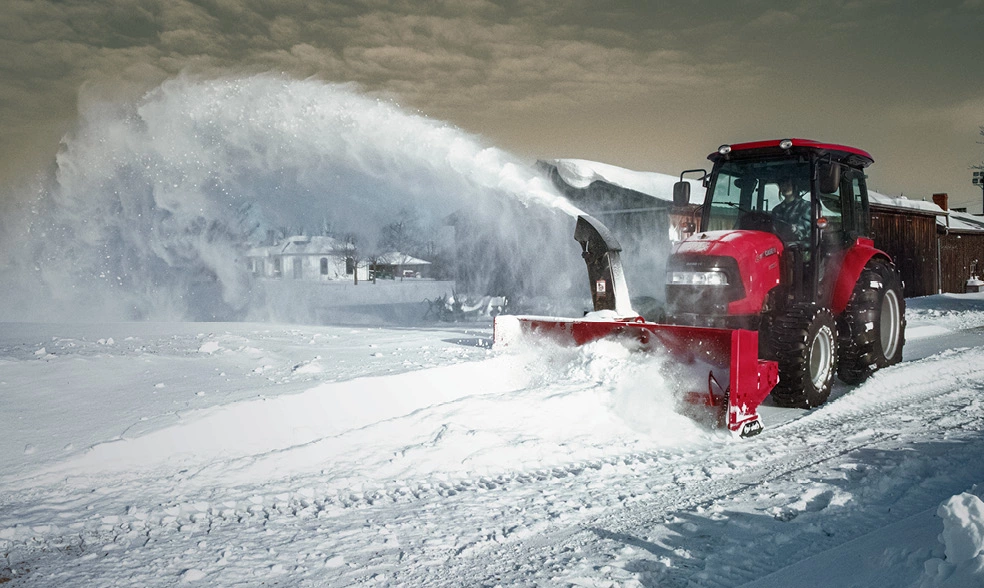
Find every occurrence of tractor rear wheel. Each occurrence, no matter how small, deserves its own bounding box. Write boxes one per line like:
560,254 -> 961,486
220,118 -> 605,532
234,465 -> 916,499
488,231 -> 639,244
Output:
837,258 -> 906,385
771,304 -> 838,409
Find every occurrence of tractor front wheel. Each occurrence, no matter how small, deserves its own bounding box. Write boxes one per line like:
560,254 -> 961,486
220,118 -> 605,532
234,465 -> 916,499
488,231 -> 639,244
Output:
837,259 -> 906,385
771,304 -> 838,409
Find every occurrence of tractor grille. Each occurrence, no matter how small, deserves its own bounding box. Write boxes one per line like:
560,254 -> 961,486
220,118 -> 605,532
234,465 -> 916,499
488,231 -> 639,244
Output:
665,254 -> 747,326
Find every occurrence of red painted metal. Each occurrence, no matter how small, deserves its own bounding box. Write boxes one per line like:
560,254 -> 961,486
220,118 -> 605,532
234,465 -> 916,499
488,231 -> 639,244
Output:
711,138 -> 874,166
830,237 -> 891,315
496,315 -> 779,435
672,230 -> 784,316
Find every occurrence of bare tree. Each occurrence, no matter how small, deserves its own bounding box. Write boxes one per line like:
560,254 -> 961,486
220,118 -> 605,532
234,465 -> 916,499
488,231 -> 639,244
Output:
341,233 -> 360,285
380,209 -> 425,280
366,253 -> 380,284
320,216 -> 335,237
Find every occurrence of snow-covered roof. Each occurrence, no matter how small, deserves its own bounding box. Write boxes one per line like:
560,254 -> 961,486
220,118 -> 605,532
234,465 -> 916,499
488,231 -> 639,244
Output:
375,251 -> 431,266
542,158 -> 703,204
280,235 -> 353,255
545,160 -> 964,221
867,194 -> 984,233
942,209 -> 984,233
247,235 -> 354,257
868,191 -> 946,216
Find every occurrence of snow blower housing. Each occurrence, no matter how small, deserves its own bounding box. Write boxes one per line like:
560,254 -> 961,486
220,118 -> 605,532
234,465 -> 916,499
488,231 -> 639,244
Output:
495,139 -> 906,437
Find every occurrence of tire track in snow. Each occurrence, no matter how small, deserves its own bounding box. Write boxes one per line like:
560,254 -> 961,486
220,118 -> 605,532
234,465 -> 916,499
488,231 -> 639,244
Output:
436,347 -> 984,587
4,340 -> 984,586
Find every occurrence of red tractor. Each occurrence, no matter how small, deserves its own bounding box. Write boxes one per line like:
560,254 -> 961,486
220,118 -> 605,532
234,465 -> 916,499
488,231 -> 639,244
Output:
495,139 -> 906,436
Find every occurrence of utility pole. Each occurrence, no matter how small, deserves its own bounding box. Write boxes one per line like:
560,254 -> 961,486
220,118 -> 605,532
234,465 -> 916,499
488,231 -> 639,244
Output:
975,170 -> 984,215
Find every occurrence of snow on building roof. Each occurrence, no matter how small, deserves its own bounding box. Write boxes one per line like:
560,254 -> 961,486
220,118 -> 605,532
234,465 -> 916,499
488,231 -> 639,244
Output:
943,209 -> 984,233
868,193 -> 984,233
376,252 -> 431,266
247,235 -> 353,257
868,191 -> 946,216
280,235 -> 353,255
542,158 -> 703,204
545,160 -> 963,222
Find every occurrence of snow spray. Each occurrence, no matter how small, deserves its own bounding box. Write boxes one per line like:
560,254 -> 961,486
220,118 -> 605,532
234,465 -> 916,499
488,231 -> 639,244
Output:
0,74 -> 586,322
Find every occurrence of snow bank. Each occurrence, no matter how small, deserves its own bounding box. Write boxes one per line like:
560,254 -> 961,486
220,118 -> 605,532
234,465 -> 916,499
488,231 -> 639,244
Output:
916,492 -> 984,587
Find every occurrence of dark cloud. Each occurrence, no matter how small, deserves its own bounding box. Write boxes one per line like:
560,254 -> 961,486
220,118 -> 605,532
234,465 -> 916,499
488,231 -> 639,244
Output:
0,0 -> 982,211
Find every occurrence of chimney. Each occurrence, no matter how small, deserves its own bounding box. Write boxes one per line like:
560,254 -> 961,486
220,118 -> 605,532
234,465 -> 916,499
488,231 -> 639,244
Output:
933,193 -> 949,211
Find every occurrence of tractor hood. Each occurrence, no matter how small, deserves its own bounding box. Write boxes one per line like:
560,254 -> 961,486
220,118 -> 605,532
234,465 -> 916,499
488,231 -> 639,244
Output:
674,230 -> 783,263
669,230 -> 784,317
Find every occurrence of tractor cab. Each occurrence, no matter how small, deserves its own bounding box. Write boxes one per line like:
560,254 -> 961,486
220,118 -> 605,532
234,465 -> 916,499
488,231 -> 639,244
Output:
666,138 -> 903,410
670,139 -> 876,323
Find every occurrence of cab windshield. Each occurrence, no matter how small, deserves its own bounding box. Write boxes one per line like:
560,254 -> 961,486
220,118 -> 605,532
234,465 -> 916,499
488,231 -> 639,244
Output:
704,158 -> 811,242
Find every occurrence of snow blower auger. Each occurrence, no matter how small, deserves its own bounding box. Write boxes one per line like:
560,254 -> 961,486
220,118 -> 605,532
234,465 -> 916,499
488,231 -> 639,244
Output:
494,215 -> 779,438
496,139 -> 907,438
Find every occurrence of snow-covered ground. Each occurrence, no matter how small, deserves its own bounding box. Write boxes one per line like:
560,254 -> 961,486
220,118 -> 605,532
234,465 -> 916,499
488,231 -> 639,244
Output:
3,293 -> 984,587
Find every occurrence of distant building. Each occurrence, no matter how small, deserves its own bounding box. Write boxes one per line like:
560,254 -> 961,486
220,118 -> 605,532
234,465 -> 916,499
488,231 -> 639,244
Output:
372,252 -> 432,280
246,235 -> 369,282
247,236 -> 434,283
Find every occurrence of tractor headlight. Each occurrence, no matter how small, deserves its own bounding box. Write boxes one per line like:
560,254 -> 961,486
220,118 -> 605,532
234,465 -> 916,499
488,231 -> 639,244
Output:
668,270 -> 729,286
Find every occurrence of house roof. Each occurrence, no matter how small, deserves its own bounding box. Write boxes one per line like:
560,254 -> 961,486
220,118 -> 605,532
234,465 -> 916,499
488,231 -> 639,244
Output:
280,235 -> 353,255
375,252 -> 431,266
247,235 -> 354,257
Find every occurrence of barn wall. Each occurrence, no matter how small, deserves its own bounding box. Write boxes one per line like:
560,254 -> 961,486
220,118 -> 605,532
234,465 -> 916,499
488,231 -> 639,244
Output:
939,231 -> 984,293
869,206 -> 939,297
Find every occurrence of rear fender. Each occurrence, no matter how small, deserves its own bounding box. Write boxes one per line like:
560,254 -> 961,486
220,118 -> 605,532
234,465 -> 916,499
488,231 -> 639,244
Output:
831,238 -> 892,315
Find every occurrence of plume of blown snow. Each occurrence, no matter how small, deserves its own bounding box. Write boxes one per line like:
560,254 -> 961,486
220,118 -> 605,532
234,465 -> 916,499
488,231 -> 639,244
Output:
0,74 -> 585,322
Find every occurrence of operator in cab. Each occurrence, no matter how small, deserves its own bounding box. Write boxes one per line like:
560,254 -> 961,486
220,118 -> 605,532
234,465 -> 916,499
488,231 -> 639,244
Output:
772,176 -> 812,245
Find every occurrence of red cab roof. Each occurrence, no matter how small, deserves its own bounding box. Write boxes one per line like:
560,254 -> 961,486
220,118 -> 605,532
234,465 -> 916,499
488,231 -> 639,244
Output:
709,138 -> 874,168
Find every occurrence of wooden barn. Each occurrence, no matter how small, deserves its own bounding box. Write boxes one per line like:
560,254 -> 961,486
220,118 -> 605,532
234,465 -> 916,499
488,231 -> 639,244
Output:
868,193 -> 943,298
933,194 -> 984,293
871,192 -> 984,296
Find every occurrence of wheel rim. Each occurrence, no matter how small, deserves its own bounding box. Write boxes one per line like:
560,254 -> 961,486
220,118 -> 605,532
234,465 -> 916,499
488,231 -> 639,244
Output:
810,325 -> 834,389
880,289 -> 901,359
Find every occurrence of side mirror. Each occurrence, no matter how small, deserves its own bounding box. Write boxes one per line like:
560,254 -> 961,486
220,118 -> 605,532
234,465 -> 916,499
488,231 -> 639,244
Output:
818,162 -> 841,194
673,181 -> 691,206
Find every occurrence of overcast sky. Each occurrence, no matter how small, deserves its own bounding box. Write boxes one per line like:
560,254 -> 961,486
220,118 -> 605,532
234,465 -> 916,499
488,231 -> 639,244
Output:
2,0 -> 983,211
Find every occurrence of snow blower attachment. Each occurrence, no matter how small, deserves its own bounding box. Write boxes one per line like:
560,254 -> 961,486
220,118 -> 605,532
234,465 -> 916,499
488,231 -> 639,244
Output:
494,214 -> 779,438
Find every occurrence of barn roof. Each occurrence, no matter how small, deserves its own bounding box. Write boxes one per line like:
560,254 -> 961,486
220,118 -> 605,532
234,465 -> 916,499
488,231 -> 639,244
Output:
942,209 -> 984,233
538,159 -> 703,204
868,192 -> 946,216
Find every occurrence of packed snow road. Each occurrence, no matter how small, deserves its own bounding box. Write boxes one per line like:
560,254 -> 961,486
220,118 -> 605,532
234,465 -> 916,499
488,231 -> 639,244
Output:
2,293 -> 984,586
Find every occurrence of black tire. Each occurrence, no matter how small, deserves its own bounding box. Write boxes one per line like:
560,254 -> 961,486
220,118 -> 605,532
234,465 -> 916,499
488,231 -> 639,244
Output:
837,258 -> 906,385
771,304 -> 838,409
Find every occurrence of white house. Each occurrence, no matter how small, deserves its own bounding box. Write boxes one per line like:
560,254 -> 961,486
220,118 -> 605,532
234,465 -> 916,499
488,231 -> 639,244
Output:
247,235 -> 370,282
